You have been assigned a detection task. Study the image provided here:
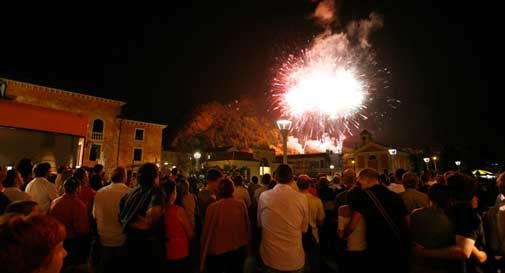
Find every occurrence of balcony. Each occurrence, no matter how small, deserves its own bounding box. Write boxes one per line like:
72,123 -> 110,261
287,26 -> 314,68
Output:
91,132 -> 104,141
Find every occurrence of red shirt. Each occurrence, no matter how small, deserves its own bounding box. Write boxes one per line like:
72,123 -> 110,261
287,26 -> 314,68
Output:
49,194 -> 89,239
78,185 -> 95,207
164,204 -> 189,260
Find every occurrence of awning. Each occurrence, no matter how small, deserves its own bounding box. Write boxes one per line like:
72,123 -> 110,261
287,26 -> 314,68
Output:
0,100 -> 88,137
472,169 -> 493,175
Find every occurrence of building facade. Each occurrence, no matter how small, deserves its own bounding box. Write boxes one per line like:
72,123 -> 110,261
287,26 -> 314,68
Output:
343,130 -> 411,175
0,78 -> 165,173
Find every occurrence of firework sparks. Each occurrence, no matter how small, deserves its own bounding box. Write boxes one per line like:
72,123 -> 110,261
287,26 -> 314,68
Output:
272,16 -> 383,154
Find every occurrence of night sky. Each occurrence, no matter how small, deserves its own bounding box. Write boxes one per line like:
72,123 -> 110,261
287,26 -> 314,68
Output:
1,1 -> 503,161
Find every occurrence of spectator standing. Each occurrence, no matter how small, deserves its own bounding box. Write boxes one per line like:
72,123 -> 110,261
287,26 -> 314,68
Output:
74,168 -> 95,209
25,162 -> 58,214
254,173 -> 271,204
258,165 -> 309,273
234,175 -> 252,208
164,181 -> 194,273
16,158 -> 33,191
90,164 -> 105,191
387,168 -> 406,194
198,168 -> 222,224
488,174 -> 505,272
298,175 -> 325,273
401,172 -> 429,213
49,177 -> 89,268
2,169 -> 32,202
119,163 -> 165,273
348,168 -> 410,272
410,183 -> 455,273
92,166 -> 130,273
200,178 -> 250,273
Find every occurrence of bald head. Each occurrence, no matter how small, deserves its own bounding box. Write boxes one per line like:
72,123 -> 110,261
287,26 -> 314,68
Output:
342,168 -> 356,188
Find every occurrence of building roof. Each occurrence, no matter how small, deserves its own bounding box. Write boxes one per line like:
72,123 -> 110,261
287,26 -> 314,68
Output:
208,151 -> 258,162
119,118 -> 167,129
2,78 -> 126,106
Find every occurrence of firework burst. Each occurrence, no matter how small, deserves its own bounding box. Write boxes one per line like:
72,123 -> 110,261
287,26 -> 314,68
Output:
272,29 -> 382,154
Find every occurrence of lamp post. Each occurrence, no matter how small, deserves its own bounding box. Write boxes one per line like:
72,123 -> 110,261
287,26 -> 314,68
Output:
455,161 -> 461,172
330,164 -> 335,176
388,148 -> 397,174
423,157 -> 430,171
432,156 -> 438,173
277,119 -> 292,164
193,152 -> 201,174
351,160 -> 356,173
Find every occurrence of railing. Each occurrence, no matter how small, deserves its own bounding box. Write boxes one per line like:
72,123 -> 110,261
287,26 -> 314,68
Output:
91,132 -> 103,141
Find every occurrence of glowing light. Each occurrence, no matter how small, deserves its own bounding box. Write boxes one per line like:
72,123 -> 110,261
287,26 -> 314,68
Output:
283,68 -> 365,119
455,161 -> 461,166
276,119 -> 293,131
330,164 -> 335,169
432,156 -> 437,161
193,152 -> 202,160
423,157 -> 430,163
163,162 -> 169,166
388,149 -> 397,156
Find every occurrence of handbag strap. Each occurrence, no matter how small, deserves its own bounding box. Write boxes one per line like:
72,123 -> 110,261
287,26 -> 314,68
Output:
365,189 -> 402,241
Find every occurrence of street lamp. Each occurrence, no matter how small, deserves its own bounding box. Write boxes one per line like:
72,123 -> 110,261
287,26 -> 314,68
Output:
455,161 -> 461,171
277,119 -> 292,164
423,157 -> 430,171
163,162 -> 169,166
432,156 -> 438,173
193,152 -> 202,173
388,148 -> 397,173
330,164 -> 335,176
351,160 -> 356,173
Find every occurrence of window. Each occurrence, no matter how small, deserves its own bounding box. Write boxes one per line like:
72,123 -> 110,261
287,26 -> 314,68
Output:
135,128 -> 144,141
92,119 -> 104,132
91,119 -> 104,141
133,148 -> 143,162
89,144 -> 101,161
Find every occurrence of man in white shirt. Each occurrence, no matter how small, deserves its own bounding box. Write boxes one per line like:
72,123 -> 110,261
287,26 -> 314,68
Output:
92,166 -> 131,273
258,164 -> 309,272
25,162 -> 58,214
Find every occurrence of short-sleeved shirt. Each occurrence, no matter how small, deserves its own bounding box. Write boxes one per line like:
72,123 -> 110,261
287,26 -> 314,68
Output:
448,204 -> 482,241
304,192 -> 325,243
410,207 -> 455,273
349,184 -> 408,255
448,204 -> 484,272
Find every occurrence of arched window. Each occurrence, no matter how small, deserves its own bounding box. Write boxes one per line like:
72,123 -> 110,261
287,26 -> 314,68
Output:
92,119 -> 104,133
91,119 -> 104,141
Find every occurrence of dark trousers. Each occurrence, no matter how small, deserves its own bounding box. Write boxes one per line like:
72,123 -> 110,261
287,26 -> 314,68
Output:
305,242 -> 320,273
206,246 -> 247,273
63,236 -> 90,268
340,250 -> 368,273
125,237 -> 164,273
95,245 -> 126,273
165,258 -> 190,273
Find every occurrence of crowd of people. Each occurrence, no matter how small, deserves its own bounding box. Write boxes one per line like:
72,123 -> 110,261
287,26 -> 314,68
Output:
1,158 -> 505,273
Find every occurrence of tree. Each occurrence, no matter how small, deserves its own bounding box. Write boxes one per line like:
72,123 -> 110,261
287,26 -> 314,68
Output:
172,97 -> 280,152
